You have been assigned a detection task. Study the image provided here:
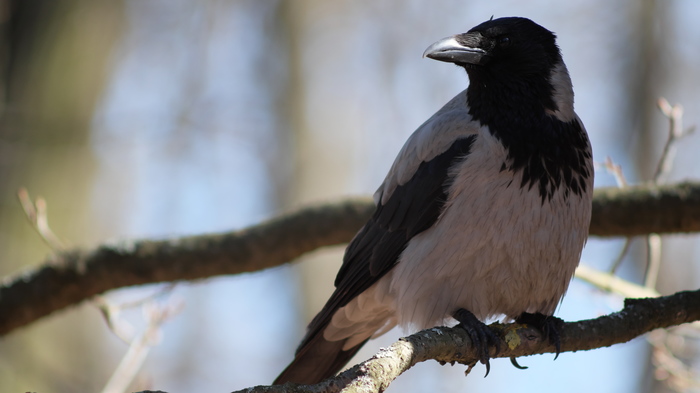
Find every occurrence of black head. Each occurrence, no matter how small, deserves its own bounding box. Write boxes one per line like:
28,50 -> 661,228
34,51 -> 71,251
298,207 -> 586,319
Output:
425,18 -> 591,203
424,17 -> 562,80
425,17 -> 571,122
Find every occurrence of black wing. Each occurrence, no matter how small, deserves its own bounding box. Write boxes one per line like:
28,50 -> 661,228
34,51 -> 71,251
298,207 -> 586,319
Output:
274,135 -> 477,385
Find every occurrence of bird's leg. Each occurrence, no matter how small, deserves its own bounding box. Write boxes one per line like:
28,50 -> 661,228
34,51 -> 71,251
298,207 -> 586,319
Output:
452,308 -> 501,377
515,312 -> 565,359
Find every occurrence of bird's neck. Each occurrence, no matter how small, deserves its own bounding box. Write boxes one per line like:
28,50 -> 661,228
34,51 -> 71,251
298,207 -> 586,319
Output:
464,66 -> 590,202
465,60 -> 575,129
466,76 -> 558,129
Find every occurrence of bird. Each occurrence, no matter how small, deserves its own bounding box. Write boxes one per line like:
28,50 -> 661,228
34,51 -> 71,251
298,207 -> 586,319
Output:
274,16 -> 593,385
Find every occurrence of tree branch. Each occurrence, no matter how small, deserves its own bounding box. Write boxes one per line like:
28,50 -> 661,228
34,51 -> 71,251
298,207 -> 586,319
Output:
238,289 -> 700,393
140,288 -> 696,393
1,181 -> 700,336
590,181 -> 700,236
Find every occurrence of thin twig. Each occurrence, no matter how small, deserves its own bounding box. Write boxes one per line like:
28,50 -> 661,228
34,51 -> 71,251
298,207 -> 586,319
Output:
95,297 -> 134,345
16,187 -> 66,251
599,156 -> 629,188
597,157 -> 634,274
643,98 -> 697,393
101,297 -> 183,393
643,98 -> 692,290
653,98 -> 693,183
609,237 -> 634,275
576,264 -> 659,299
644,234 -> 662,289
94,284 -> 178,345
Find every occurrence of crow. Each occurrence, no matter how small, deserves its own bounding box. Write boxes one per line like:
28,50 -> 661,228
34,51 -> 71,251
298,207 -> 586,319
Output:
274,16 -> 593,385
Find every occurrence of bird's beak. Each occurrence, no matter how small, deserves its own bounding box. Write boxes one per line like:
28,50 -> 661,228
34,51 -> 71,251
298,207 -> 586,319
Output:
423,35 -> 486,65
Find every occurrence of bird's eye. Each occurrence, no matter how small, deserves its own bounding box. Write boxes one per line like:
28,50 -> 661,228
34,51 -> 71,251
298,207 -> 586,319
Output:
499,36 -> 511,46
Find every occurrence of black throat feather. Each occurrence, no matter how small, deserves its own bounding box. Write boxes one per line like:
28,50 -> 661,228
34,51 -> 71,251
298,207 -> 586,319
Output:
466,71 -> 591,202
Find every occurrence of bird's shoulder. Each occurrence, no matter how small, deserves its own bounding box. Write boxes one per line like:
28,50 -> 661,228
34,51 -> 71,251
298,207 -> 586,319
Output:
336,91 -> 481,287
375,89 -> 481,206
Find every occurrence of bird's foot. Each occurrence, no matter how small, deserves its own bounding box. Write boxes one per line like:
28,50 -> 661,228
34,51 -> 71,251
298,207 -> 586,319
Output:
452,308 -> 501,377
515,312 -> 565,359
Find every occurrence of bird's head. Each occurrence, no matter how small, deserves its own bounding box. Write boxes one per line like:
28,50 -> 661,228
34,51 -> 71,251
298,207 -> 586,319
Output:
424,17 -> 575,123
423,17 -> 562,80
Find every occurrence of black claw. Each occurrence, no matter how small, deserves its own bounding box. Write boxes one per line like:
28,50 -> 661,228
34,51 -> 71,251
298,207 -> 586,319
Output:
510,356 -> 528,369
452,308 -> 501,377
515,312 -> 564,359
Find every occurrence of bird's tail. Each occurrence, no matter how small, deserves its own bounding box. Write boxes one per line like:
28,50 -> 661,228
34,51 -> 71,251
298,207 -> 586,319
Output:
273,331 -> 368,385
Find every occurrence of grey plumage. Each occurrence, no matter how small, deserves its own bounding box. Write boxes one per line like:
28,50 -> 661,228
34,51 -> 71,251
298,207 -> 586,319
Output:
275,16 -> 593,385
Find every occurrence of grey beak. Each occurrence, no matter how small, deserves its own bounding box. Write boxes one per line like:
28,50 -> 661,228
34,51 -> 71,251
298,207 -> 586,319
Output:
423,36 -> 486,65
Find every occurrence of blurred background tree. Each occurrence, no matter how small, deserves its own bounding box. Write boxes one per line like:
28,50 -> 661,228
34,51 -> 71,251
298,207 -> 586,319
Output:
0,1 -> 698,392
0,1 -> 123,391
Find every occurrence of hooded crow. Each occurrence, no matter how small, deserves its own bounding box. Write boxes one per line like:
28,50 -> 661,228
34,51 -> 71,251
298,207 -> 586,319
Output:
274,16 -> 593,385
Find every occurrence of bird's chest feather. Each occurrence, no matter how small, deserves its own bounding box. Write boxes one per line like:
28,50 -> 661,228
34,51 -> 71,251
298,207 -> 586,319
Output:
388,130 -> 593,329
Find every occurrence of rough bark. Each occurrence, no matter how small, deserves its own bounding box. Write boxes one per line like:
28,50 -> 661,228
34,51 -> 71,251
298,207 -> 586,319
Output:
590,181 -> 700,236
1,182 -> 700,337
136,289 -> 700,393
